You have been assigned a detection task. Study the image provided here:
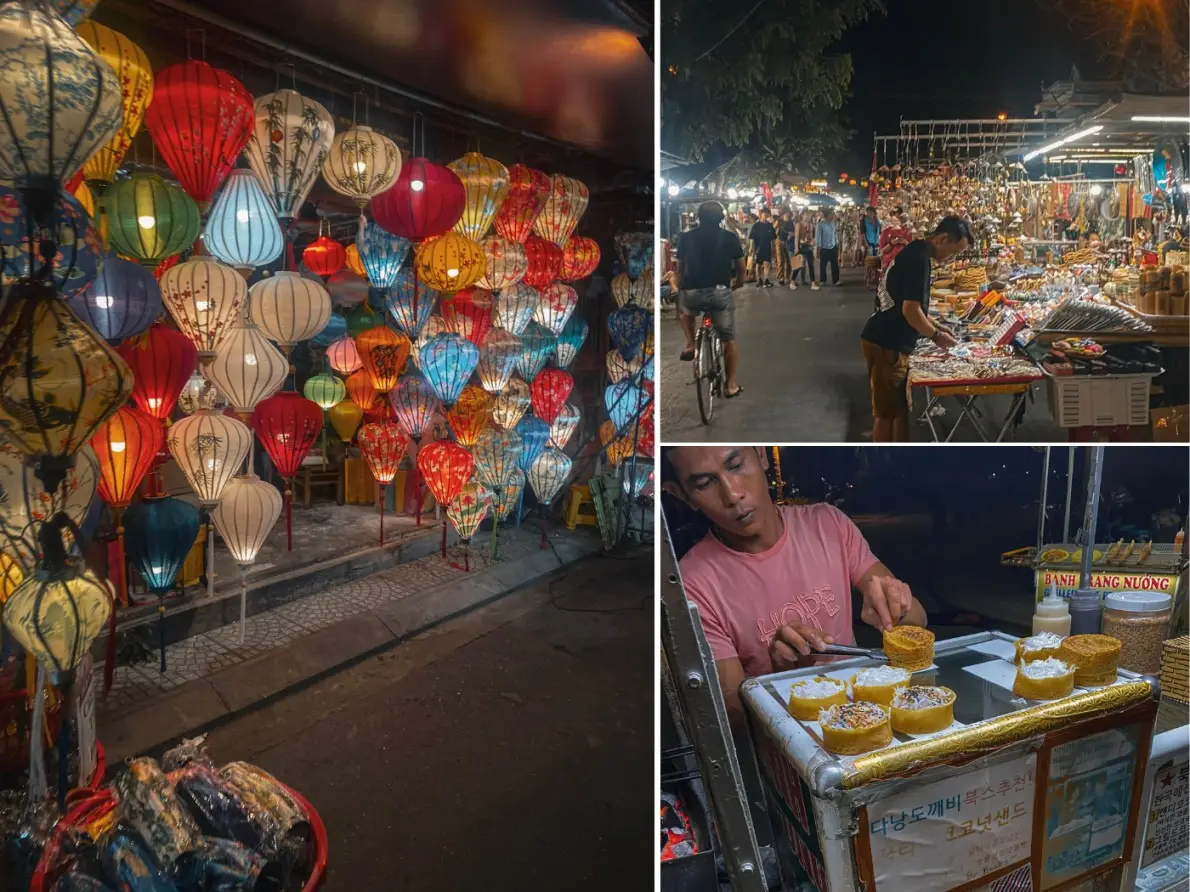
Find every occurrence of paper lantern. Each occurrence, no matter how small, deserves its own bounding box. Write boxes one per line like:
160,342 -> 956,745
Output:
0,442 -> 97,572
448,152 -> 509,241
416,440 -> 474,507
389,376 -> 439,442
476,328 -> 522,395
475,236 -> 527,291
514,322 -> 556,380
0,186 -> 101,299
327,336 -> 363,375
252,391 -> 323,549
441,288 -> 494,347
555,317 -> 588,368
167,409 -> 250,506
419,334 -> 479,407
160,258 -> 247,359
606,349 -> 642,383
493,282 -> 539,336
244,90 -> 334,220
447,482 -> 492,544
515,415 -> 550,472
344,243 -> 366,277
145,61 -> 254,209
493,164 -> 549,244
494,468 -> 525,521
559,236 -> 600,282
356,219 -> 410,289
125,495 -> 200,669
68,253 -> 161,343
372,158 -> 465,241
473,428 -> 523,493
530,368 -> 572,424
323,125 -> 402,207
201,321 -> 288,416
212,472 -> 282,638
386,269 -> 439,337
632,267 -> 655,310
303,373 -> 346,410
0,281 -> 133,492
327,268 -> 370,307
604,381 -> 647,432
357,421 -> 408,486
303,233 -> 346,278
623,458 -> 654,499
492,376 -> 531,430
445,385 -> 493,447
327,400 -> 364,443
526,447 -> 571,506
0,3 -> 122,191
91,406 -> 163,509
76,21 -> 152,187
106,173 -> 202,267
521,235 -> 563,289
609,305 -> 651,362
345,369 -> 379,412
203,169 -> 285,270
117,323 -> 198,421
533,283 -> 577,336
249,271 -> 332,347
356,325 -> 412,393
312,312 -> 347,348
52,0 -> 100,26
549,403 -> 580,449
414,232 -> 485,293
533,176 -> 589,247
611,273 -> 633,308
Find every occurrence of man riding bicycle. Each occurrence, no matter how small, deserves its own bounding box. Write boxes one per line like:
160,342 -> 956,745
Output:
676,201 -> 745,399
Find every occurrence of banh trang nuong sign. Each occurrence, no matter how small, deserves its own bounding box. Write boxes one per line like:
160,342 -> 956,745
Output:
1034,569 -> 1181,601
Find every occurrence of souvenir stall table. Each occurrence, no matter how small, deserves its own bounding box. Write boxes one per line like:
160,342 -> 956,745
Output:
909,345 -> 1042,442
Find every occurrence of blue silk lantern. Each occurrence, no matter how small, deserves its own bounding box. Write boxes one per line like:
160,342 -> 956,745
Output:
623,458 -> 655,499
0,186 -> 100,298
515,322 -> 556,380
555,316 -> 588,368
419,333 -> 480,407
68,253 -> 162,343
312,311 -> 347,347
203,169 -> 284,272
605,381 -> 647,432
616,232 -> 654,279
515,415 -> 550,472
357,219 -> 411,289
387,268 -> 440,337
609,305 -> 651,362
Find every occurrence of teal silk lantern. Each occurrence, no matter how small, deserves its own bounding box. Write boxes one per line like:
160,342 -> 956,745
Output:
554,316 -> 588,368
419,333 -> 479,407
387,268 -> 439,337
515,415 -> 550,472
514,322 -> 555,380
356,219 -> 410,289
203,169 -> 284,271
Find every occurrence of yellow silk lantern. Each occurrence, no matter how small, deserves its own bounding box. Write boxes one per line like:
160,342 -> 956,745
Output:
0,552 -> 22,601
532,175 -> 589,247
345,243 -> 367,277
76,21 -> 153,187
444,385 -> 493,447
414,232 -> 485,293
74,181 -> 95,219
328,399 -> 364,442
448,152 -> 509,242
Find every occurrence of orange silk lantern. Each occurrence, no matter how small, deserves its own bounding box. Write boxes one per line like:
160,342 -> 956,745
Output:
532,175 -> 589,247
414,232 -> 486,293
448,152 -> 510,242
560,236 -> 601,282
357,421 -> 410,544
530,368 -> 573,424
521,235 -> 563,289
493,164 -> 550,244
417,440 -> 474,507
345,369 -> 379,412
117,323 -> 198,421
440,288 -> 494,347
303,233 -> 346,278
356,325 -> 412,393
444,385 -> 493,447
328,399 -> 364,442
345,243 -> 366,277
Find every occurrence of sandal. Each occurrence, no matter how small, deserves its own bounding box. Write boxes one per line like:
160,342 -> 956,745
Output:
680,350 -> 694,361
725,386 -> 744,398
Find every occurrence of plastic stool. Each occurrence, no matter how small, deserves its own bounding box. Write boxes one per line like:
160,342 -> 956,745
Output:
563,483 -> 598,530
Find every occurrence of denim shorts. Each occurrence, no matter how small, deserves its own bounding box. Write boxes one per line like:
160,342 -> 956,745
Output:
679,287 -> 736,341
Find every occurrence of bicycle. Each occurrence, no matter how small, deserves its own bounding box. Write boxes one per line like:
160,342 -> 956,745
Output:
693,313 -> 725,425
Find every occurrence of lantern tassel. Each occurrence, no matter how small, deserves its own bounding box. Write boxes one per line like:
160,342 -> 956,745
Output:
413,456 -> 422,526
239,567 -> 248,644
440,521 -> 447,560
490,506 -> 500,560
285,485 -> 293,552
540,518 -> 547,551
158,599 -> 167,674
379,483 -> 385,546
28,668 -> 47,804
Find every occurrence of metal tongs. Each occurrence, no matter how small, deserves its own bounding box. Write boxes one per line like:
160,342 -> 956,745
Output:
811,644 -> 889,662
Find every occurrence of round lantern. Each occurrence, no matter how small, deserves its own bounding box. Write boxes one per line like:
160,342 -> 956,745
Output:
356,421 -> 409,544
203,169 -> 284,271
356,219 -> 410,289
0,186 -> 101,299
0,3 -> 122,192
390,376 -> 440,443
526,447 -> 572,506
160,258 -> 248,359
515,415 -> 551,472
555,316 -> 588,368
357,325 -> 412,393
303,373 -> 346,410
609,305 -> 651,362
327,268 -> 370,307
327,400 -> 364,443
91,406 -> 163,510
417,441 -> 474,508
167,409 -> 251,506
323,125 -> 402,208
515,322 -> 556,380
345,369 -> 378,412
604,381 -> 647,433
473,428 -> 523,493
176,372 -> 225,415
441,288 -> 494,347
494,468 -> 525,521
105,173 -> 202,267
494,282 -> 539,336
419,334 -> 480,407
448,152 -> 509,242
530,368 -> 573,424
312,312 -> 347,347
447,482 -> 493,544
414,232 -> 485,293
249,272 -> 331,348
145,61 -> 254,209
445,385 -> 493,447
303,232 -> 346,278
327,336 -> 363,375
493,164 -> 550,244
0,442 -> 97,573
475,236 -> 527,291
372,158 -> 465,241
211,473 -> 282,640
387,268 -> 439,336
521,235 -> 563,289
611,273 -> 633,308
68,253 -> 161,343
493,375 -> 531,430
52,0 -> 101,26
252,392 -> 323,550
476,328 -> 522,395
201,321 -> 288,416
533,283 -> 577,336
606,348 -> 643,383
559,236 -> 600,282
76,21 -> 153,188
532,175 -> 589,247
117,323 -> 198,421
549,404 -> 581,449
244,90 -> 334,220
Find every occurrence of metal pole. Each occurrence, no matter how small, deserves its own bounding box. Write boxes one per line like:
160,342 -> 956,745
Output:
1079,446 -> 1105,590
1036,447 -> 1051,554
1062,447 -> 1076,543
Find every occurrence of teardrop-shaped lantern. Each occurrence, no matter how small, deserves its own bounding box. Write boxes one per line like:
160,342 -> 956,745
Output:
303,234 -> 346,278
167,409 -> 251,506
446,482 -> 492,544
515,415 -> 551,472
474,236 -> 527,291
160,258 -> 248,359
623,458 -> 655,500
521,235 -> 563,290
124,496 -> 200,593
416,440 -> 474,508
117,323 -> 198,421
356,325 -> 412,393
600,419 -> 633,466
0,441 -> 97,572
606,348 -> 642,383
440,288 -> 494,347
177,372 -> 225,415
412,315 -> 450,371
344,368 -> 378,412
372,158 -> 465,241
611,273 -> 633,308
204,170 -> 285,271
473,428 -> 522,493
145,61 -> 255,209
514,322 -> 556,380
448,152 -> 509,242
532,283 -> 577,336
201,321 -> 288,416
76,21 -> 153,188
445,385 -> 493,448
526,447 -> 571,506
0,186 -> 102,299
559,236 -> 601,282
493,164 -> 550,244
91,406 -> 164,509
244,90 -> 335,220
248,271 -> 331,348
389,376 -> 439,443
532,176 -> 589,247
609,305 -> 651,362
493,282 -> 539,336
530,368 -> 573,424
212,473 -> 282,570
616,232 -> 654,279
555,316 -> 588,368
357,421 -> 409,485
386,269 -> 439,337
476,328 -> 522,395
494,468 -> 525,521
323,125 -> 402,208
549,403 -> 580,450
492,376 -> 531,430
419,334 -> 479,407
106,173 -> 201,267
414,232 -> 485,293
604,381 -> 647,433
327,400 -> 364,443
68,253 -> 161,343
355,219 -> 410,289
327,336 -> 363,375
303,373 -> 345,410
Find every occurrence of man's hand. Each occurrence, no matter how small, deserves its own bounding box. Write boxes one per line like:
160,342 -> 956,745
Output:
932,327 -> 959,348
769,624 -> 834,672
858,575 -> 915,631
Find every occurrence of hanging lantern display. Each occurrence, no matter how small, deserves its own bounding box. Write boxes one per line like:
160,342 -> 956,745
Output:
448,152 -> 509,242
327,399 -> 364,443
356,219 -> 410,289
559,236 -> 600,282
440,288 -> 494,347
446,482 -> 492,544
417,440 -> 474,508
67,253 -> 161,344
515,415 -> 551,472
203,170 -> 285,271
532,176 -> 589,247
609,305 -> 651,362
555,316 -> 588,368
445,385 -> 493,447
473,428 -> 522,493
604,381 -> 647,432
632,267 -> 655,311
244,90 -> 334,220
611,273 -> 633,308
549,403 -> 580,449
419,333 -> 479,407
327,268 -> 370,307
160,258 -> 247,359
492,375 -> 531,430
211,472 -> 282,640
599,419 -> 633,465
312,312 -> 347,347
76,21 -> 153,188
493,164 -> 550,244
356,421 -> 409,544
372,158 -> 465,241
324,125 -> 402,207
356,325 -> 412,393
91,406 -> 164,509
530,368 -> 573,424
414,232 -> 485,293
476,328 -> 521,395
493,282 -> 539,336
475,236 -> 527,291
0,3 -> 123,191
248,271 -> 331,348
606,348 -> 642,383
145,61 -> 255,209
344,243 -> 366,277
52,0 -> 101,26
344,368 -> 379,412
167,410 -> 251,506
303,232 -> 346,278
201,320 -> 288,416
0,442 -> 97,572
514,322 -> 556,380
117,323 -> 198,421
494,468 -> 525,521
532,283 -> 577,336
387,268 -> 439,336
326,336 -> 362,375
303,373 -> 346,410
390,376 -> 439,442
252,392 -> 322,550
0,186 -> 101,299
105,173 -> 202,267
526,447 -> 571,506
521,235 -> 563,289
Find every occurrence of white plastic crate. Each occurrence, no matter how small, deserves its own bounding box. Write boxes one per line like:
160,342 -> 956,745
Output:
1046,373 -> 1155,428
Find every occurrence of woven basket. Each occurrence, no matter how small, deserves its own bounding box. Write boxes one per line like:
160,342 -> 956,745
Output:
1160,635 -> 1189,704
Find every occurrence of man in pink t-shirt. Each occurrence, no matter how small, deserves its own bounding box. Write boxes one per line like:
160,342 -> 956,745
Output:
662,446 -> 928,724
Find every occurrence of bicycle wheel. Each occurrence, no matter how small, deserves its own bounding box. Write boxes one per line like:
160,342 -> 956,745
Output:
713,333 -> 726,398
695,328 -> 715,424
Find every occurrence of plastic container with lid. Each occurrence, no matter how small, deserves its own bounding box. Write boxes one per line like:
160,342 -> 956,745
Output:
1033,587 -> 1072,637
1101,590 -> 1172,676
1069,588 -> 1103,635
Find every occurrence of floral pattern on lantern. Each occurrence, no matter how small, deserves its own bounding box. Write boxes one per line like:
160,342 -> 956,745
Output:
526,447 -> 571,506
76,21 -> 152,187
357,421 -> 409,485
0,442 -> 97,572
106,173 -> 202,268
476,328 -> 522,395
555,316 -> 588,368
493,282 -> 539,336
493,375 -> 531,430
249,271 -> 331,347
473,427 -> 523,493
327,336 -> 363,375
356,219 -> 410,289
204,170 -> 284,270
160,258 -> 248,359
419,333 -> 479,407
91,406 -> 163,508
475,236 -> 527,291
303,373 -> 346,410
356,326 -> 412,393
530,368 -> 573,424
201,321 -> 288,416
493,164 -> 550,244
416,440 -> 474,507
609,305 -> 651,362
494,468 -> 525,521
548,403 -> 580,449
389,376 -> 439,442
303,234 -> 346,278
532,283 -> 577,336
327,399 -> 363,442
448,152 -> 509,242
514,322 -> 556,380
244,90 -> 335,220
117,323 -> 198,421
414,232 -> 486,293
323,125 -> 401,208
604,381 -> 647,433
386,268 -> 439,337
521,235 -> 563,289
532,176 -> 589,247
167,410 -> 251,505
0,187 -> 101,299
4,561 -> 112,678
440,288 -> 494,347
616,231 -> 654,279
52,0 -> 101,26
445,385 -> 493,447
515,415 -> 550,472
559,236 -> 600,282
345,369 -> 378,412
447,482 -> 492,543
372,158 -> 465,241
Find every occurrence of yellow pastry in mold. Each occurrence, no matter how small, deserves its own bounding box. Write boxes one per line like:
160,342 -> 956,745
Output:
1013,657 -> 1076,700
882,626 -> 935,671
849,665 -> 911,706
889,686 -> 956,734
819,702 -> 892,755
787,676 -> 847,721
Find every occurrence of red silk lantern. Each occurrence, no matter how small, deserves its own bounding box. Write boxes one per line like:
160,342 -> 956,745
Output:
530,368 -> 573,424
522,235 -> 563,289
144,61 -> 255,209
372,158 -> 465,241
357,326 -> 412,393
364,400 -> 396,423
444,385 -> 493,447
417,440 -> 474,508
357,421 -> 410,544
440,288 -> 494,347
560,236 -> 600,281
117,323 -> 198,421
303,235 -> 346,277
493,164 -> 550,244
345,369 -> 379,412
251,391 -> 323,551
91,407 -> 164,508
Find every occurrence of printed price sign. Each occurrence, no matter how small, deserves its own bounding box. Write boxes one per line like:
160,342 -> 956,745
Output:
1141,753 -> 1188,868
866,753 -> 1035,892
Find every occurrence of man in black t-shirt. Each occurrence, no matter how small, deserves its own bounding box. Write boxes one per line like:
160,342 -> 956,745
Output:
749,209 -> 778,287
676,201 -> 746,398
859,216 -> 972,442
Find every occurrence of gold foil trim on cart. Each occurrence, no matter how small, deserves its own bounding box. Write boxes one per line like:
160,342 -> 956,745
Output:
842,679 -> 1154,789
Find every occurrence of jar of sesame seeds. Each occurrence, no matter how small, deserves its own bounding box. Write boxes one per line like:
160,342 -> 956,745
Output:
1102,591 -> 1172,676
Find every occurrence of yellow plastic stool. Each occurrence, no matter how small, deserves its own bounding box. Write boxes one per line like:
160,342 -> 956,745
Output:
563,483 -> 598,530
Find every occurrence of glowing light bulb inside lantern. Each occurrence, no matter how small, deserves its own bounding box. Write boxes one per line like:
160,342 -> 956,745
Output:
411,180 -> 425,191
138,215 -> 156,230
447,267 -> 459,277
236,209 -> 251,223
195,300 -> 210,312
244,353 -> 257,366
354,161 -> 368,174
111,441 -> 127,453
94,294 -> 114,309
151,565 -> 163,574
148,398 -> 162,409
206,458 -> 218,471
